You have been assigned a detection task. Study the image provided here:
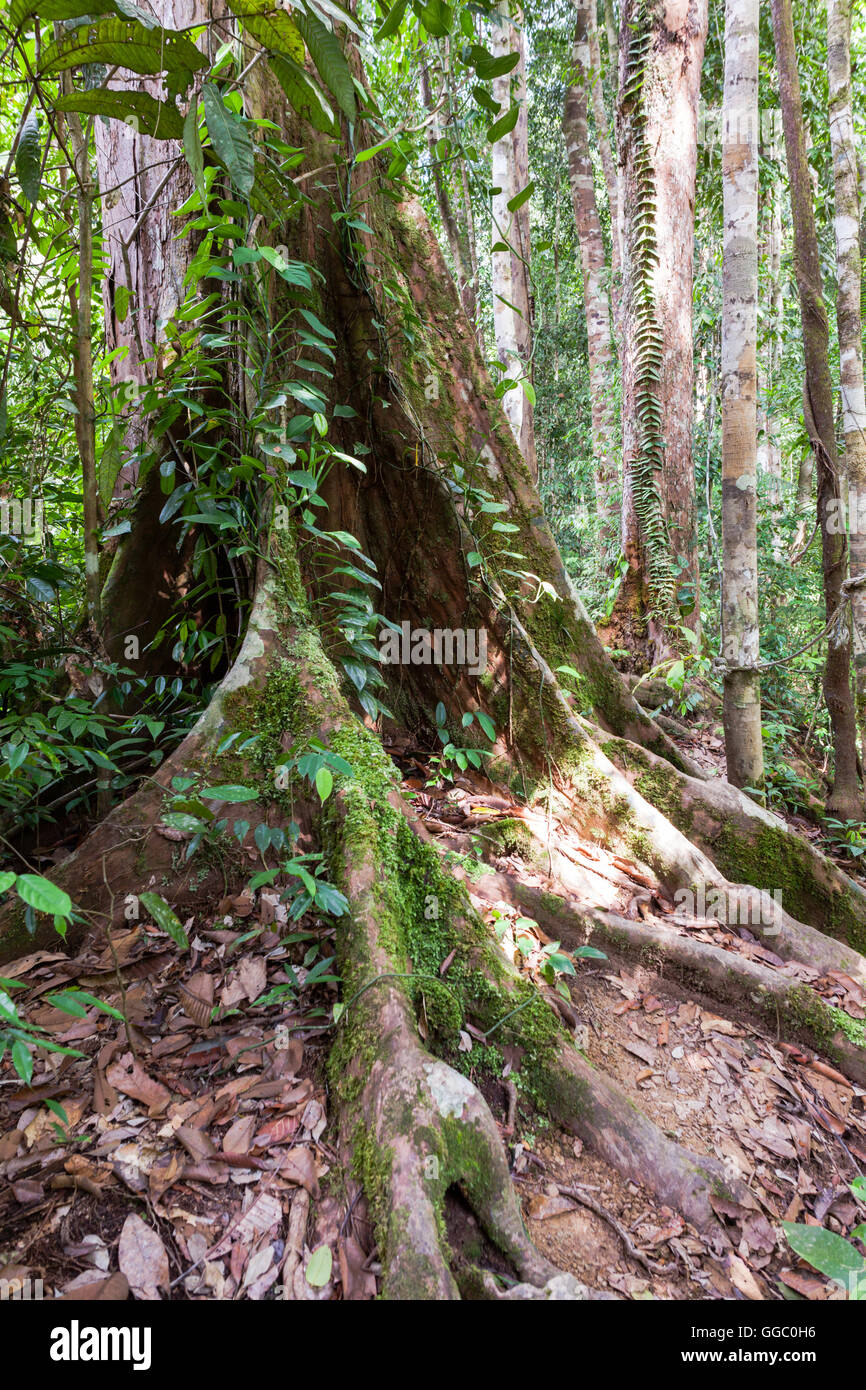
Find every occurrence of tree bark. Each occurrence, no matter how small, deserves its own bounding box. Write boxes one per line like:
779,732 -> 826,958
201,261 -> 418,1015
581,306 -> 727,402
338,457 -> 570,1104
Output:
585,0 -> 622,337
613,0 -> 707,664
827,0 -> 866,768
772,0 -> 862,819
720,0 -> 763,788
564,2 -> 619,555
491,2 -> 537,478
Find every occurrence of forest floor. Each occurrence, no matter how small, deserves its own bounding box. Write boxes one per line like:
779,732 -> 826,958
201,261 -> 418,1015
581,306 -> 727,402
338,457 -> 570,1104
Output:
1,697 -> 865,1301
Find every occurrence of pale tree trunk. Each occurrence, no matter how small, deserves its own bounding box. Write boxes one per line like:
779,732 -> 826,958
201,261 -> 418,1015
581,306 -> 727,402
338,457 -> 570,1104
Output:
564,1 -> 618,553
421,58 -> 476,322
584,0 -> 622,338
757,114 -> 784,557
720,0 -> 763,789
613,0 -> 707,664
827,0 -> 866,767
491,2 -> 536,478
772,0 -> 862,818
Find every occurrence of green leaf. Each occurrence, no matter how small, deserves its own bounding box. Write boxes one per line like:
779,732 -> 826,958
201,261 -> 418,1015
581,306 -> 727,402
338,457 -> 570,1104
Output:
140,891 -> 190,950
254,822 -> 272,854
374,0 -> 407,39
55,89 -> 184,139
11,1039 -> 33,1085
305,1244 -> 333,1287
294,9 -> 356,120
413,0 -> 451,37
0,872 -> 16,894
201,784 -> 259,802
468,44 -> 520,80
15,112 -> 41,205
486,105 -> 519,142
202,84 -> 255,196
15,874 -> 72,919
782,1223 -> 866,1289
315,766 -> 333,802
39,19 -> 206,80
9,0 -> 117,28
269,53 -> 338,135
226,0 -> 306,59
476,712 -> 496,742
507,180 -> 534,214
573,945 -> 608,960
183,104 -> 205,197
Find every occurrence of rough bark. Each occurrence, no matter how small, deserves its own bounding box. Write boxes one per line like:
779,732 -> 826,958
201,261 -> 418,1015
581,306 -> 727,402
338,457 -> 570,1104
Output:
564,2 -> 619,555
8,1 -> 866,1299
720,0 -> 763,788
612,0 -> 707,663
585,0 -> 623,337
490,2 -> 537,478
827,0 -> 866,768
772,0 -> 862,819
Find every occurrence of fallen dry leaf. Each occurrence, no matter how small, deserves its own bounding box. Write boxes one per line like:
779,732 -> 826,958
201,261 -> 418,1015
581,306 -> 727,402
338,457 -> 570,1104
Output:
118,1213 -> 170,1299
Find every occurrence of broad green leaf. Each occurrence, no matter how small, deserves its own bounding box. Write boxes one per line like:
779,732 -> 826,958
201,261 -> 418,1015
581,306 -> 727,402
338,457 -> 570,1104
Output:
782,1222 -> 866,1290
269,53 -> 338,135
140,891 -> 190,950
11,1039 -> 33,1085
470,46 -> 520,80
413,0 -> 451,37
374,0 -> 407,39
15,874 -> 72,919
39,19 -> 206,79
15,112 -> 41,204
486,105 -> 519,142
315,766 -> 333,802
227,0 -> 306,59
201,783 -> 259,802
202,84 -> 255,196
294,10 -> 356,120
0,872 -> 17,894
507,180 -> 534,214
9,0 -> 117,28
476,712 -> 496,741
305,1244 -> 333,1287
55,89 -> 184,139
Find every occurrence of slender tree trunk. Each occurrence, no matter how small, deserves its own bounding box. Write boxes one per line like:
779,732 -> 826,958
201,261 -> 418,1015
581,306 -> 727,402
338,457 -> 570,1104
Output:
772,0 -> 862,818
58,79 -> 101,631
827,0 -> 866,768
491,1 -> 537,478
720,0 -> 762,789
613,0 -> 707,664
584,0 -> 622,338
421,60 -> 476,322
564,2 -> 618,554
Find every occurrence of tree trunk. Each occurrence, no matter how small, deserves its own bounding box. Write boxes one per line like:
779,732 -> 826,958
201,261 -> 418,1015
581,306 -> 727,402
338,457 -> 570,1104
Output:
720,0 -> 763,788
10,0 -> 866,1299
585,0 -> 623,338
421,58 -> 476,323
772,0 -> 862,819
827,0 -> 866,768
564,3 -> 619,555
612,0 -> 707,665
491,2 -> 536,478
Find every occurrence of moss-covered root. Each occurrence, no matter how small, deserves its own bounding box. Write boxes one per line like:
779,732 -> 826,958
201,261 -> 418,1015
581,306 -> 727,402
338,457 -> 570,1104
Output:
329,795 -> 586,1300
464,870 -> 866,1084
596,731 -> 866,959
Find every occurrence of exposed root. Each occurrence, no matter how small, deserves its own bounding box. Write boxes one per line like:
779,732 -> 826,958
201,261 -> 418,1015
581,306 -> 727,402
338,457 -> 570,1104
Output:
329,795 -> 573,1299
463,869 -> 866,1088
